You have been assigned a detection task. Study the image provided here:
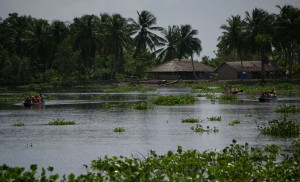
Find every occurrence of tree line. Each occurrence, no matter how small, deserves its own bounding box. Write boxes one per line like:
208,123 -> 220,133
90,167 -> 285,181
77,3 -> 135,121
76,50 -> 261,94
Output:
0,10 -> 201,84
208,5 -> 300,79
0,5 -> 299,85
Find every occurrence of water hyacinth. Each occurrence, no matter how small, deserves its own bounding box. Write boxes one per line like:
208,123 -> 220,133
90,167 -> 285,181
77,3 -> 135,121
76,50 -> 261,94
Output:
48,119 -> 75,125
181,118 -> 199,123
257,117 -> 300,137
113,127 -> 125,133
191,124 -> 219,133
1,141 -> 300,181
228,120 -> 241,126
207,116 -> 221,121
12,122 -> 25,127
275,104 -> 300,113
150,95 -> 198,106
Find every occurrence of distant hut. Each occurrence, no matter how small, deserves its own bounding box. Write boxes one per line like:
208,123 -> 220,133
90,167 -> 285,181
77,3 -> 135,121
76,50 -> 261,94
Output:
147,59 -> 214,80
215,61 -> 282,80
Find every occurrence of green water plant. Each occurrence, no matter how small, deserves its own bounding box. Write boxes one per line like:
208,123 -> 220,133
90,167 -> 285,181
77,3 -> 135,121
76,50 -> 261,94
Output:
132,103 -> 152,110
2,140 -> 300,181
191,124 -> 219,133
114,127 -> 125,133
257,117 -> 300,137
229,120 -> 241,126
181,118 -> 199,123
207,116 -> 221,121
275,104 -> 300,113
218,94 -> 238,102
150,95 -> 198,106
12,122 -> 25,127
104,86 -> 154,93
48,119 -> 75,125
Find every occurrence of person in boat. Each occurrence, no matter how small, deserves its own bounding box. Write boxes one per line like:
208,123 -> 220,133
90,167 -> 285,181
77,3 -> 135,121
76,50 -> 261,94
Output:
25,96 -> 32,104
39,93 -> 45,102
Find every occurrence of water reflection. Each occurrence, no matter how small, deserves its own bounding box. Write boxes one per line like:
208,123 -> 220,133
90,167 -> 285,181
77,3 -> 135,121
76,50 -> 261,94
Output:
0,87 -> 299,176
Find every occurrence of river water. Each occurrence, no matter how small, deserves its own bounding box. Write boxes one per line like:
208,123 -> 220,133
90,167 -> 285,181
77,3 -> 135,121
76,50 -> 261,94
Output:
0,87 -> 299,176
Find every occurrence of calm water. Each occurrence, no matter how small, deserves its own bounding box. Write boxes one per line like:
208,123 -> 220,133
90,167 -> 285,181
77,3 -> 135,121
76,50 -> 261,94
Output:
0,87 -> 299,176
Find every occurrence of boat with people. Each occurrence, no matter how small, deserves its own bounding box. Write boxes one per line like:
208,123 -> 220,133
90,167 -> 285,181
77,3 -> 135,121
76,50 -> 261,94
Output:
23,93 -> 45,107
224,86 -> 241,94
259,90 -> 277,102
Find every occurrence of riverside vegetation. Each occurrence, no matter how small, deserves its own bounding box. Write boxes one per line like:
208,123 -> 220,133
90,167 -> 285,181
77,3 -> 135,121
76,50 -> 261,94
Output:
1,139 -> 300,181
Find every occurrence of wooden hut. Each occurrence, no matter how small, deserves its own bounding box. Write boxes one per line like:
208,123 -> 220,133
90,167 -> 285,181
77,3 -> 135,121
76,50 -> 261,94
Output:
147,59 -> 214,80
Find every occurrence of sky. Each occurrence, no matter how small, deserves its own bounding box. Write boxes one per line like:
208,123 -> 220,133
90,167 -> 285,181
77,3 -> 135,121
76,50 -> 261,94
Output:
1,0 -> 300,59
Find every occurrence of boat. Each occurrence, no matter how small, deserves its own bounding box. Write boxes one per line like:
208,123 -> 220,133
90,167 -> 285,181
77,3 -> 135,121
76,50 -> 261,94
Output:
259,90 -> 277,102
23,101 -> 45,107
259,96 -> 277,102
224,86 -> 242,94
23,95 -> 45,107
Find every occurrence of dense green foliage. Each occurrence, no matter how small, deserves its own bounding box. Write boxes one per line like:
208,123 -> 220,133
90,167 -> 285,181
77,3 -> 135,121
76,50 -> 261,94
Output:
2,140 -> 300,181
229,120 -> 241,126
150,95 -> 198,106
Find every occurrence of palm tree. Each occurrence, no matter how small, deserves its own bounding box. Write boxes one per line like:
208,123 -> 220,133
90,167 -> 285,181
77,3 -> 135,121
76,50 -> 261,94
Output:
244,8 -> 273,81
70,15 -> 100,69
273,5 -> 300,78
128,10 -> 165,58
102,13 -> 132,79
217,15 -> 246,79
157,25 -> 180,63
25,18 -> 51,72
177,24 -> 202,79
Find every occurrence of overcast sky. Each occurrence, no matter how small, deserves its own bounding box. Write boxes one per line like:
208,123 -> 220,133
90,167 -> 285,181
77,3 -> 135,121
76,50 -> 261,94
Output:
1,0 -> 300,59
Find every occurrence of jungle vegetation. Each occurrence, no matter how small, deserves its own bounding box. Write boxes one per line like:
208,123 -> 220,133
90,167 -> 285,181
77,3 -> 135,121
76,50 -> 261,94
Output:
1,5 -> 300,85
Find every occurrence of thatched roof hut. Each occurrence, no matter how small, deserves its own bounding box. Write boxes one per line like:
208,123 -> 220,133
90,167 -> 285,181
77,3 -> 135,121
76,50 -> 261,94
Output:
147,59 -> 214,80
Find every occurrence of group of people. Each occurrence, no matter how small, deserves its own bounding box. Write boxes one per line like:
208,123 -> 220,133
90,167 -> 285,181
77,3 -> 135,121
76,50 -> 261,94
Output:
24,93 -> 44,104
261,89 -> 276,98
224,86 -> 239,94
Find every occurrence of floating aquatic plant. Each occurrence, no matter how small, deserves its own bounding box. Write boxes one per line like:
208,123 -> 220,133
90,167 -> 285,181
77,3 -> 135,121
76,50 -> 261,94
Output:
181,118 -> 199,123
191,124 -> 219,133
48,119 -> 75,125
150,95 -> 198,106
229,120 -> 241,126
114,127 -> 125,133
12,122 -> 25,127
207,116 -> 221,121
275,104 -> 300,113
257,117 -> 300,137
132,103 -> 152,110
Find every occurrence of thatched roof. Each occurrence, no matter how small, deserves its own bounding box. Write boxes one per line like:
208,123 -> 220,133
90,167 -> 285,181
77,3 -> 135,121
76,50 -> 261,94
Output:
219,61 -> 280,72
148,59 -> 214,73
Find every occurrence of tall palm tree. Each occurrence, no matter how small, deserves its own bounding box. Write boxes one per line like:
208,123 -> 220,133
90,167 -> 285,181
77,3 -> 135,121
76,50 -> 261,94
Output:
70,15 -> 100,69
244,8 -> 273,81
177,24 -> 202,79
128,10 -> 165,58
102,13 -> 132,79
274,5 -> 300,78
217,15 -> 246,78
25,18 -> 50,72
157,25 -> 180,63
